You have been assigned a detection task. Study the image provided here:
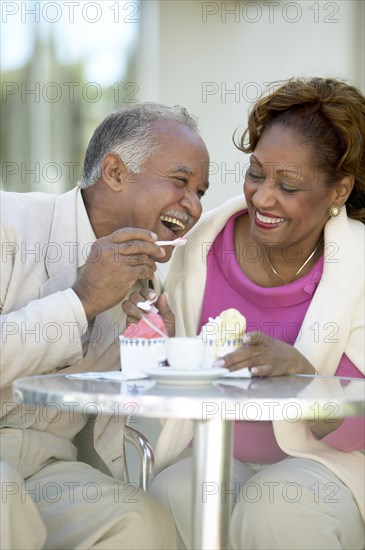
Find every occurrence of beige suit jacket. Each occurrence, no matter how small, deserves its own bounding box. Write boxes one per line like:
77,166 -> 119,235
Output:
0,186 -> 162,479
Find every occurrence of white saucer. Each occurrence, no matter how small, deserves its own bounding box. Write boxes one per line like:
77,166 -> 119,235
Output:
141,367 -> 229,385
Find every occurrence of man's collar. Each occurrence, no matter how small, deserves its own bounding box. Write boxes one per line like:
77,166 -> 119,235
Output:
76,186 -> 96,268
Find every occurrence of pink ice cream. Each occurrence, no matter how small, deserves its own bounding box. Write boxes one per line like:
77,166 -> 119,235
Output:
123,312 -> 168,339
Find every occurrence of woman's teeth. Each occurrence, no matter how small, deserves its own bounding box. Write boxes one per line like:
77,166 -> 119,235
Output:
256,212 -> 285,224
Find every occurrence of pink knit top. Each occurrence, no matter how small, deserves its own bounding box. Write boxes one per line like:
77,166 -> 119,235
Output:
199,210 -> 364,463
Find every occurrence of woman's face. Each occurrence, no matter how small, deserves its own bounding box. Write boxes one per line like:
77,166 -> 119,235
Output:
244,124 -> 339,251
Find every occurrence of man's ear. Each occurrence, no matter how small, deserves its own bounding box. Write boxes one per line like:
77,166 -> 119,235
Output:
331,175 -> 355,206
101,153 -> 128,191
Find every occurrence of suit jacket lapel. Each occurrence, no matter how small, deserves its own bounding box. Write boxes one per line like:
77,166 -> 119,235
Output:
40,187 -> 91,298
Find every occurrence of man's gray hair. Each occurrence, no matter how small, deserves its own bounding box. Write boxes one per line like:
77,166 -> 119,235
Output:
80,102 -> 199,187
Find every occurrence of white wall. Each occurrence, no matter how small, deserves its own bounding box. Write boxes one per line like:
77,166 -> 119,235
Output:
137,0 -> 365,210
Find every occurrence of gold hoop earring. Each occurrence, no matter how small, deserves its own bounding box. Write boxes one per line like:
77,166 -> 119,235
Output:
328,202 -> 342,217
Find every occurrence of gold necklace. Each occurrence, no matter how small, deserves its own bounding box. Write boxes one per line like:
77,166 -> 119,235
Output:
263,238 -> 322,286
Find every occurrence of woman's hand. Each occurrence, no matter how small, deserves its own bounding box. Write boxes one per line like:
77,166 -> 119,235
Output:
219,332 -> 317,377
122,288 -> 176,337
219,332 -> 345,437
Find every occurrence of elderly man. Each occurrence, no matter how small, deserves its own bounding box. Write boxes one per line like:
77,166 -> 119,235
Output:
0,103 -> 210,549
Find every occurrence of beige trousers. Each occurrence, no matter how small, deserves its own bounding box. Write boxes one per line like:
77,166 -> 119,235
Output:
149,456 -> 365,550
1,460 -> 177,550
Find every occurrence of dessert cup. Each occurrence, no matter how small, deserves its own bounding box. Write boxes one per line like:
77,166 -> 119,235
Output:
119,337 -> 167,375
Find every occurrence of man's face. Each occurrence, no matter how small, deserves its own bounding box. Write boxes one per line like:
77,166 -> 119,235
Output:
113,120 -> 210,261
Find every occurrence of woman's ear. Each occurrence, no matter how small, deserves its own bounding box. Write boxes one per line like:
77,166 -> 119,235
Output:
101,153 -> 128,191
332,175 -> 355,205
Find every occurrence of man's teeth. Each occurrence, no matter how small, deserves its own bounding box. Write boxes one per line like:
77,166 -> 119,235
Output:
256,212 -> 285,224
160,215 -> 186,230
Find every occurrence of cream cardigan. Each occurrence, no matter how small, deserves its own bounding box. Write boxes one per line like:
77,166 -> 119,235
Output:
155,195 -> 365,519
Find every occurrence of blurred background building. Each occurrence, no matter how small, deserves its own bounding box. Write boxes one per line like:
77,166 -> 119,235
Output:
1,0 -> 364,209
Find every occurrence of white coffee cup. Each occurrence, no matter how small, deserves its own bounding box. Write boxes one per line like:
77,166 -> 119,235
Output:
119,337 -> 167,375
165,337 -> 206,371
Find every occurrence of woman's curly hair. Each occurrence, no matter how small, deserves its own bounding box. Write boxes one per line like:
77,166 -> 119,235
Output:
236,77 -> 365,223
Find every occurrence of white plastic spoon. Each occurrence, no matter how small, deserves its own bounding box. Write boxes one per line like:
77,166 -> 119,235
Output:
137,296 -> 158,312
155,238 -> 187,247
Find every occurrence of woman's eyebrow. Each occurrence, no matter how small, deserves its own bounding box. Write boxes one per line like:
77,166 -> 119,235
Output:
250,155 -> 305,182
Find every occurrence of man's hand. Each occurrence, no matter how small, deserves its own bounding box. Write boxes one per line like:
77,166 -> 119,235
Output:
72,228 -> 166,320
122,288 -> 176,337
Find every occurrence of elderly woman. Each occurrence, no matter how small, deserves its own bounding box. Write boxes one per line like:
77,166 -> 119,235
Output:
125,77 -> 365,549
